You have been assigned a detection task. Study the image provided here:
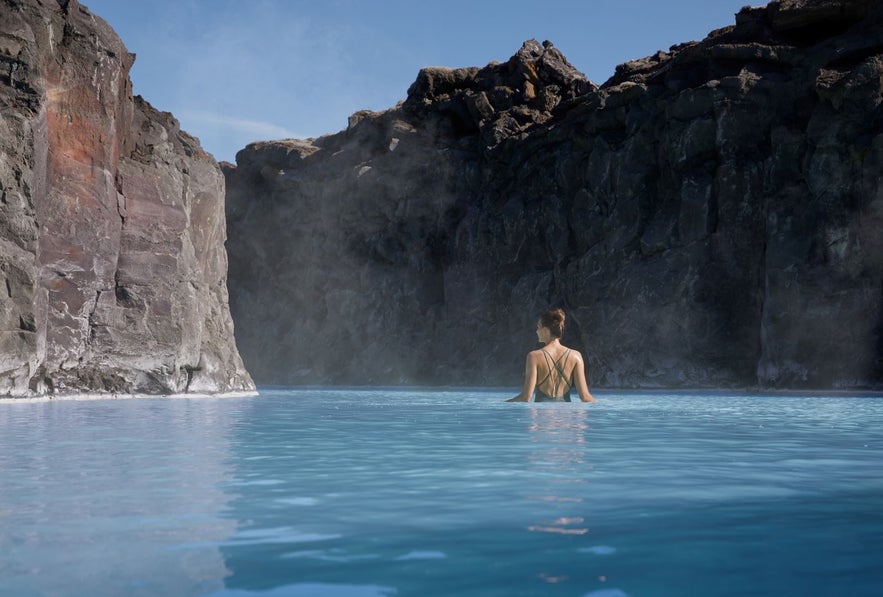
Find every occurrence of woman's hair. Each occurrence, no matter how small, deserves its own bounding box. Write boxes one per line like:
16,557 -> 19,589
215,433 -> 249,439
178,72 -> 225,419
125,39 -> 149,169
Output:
539,308 -> 566,339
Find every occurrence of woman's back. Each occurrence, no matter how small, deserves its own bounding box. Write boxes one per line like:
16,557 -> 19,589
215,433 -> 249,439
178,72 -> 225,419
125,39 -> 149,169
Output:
534,347 -> 575,401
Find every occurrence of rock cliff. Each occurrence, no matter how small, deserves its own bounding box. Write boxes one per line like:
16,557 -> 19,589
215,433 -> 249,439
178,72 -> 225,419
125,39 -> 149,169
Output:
0,0 -> 254,396
225,0 -> 883,390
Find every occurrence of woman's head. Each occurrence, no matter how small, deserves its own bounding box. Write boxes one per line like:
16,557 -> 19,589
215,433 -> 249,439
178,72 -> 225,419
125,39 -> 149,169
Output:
538,308 -> 566,339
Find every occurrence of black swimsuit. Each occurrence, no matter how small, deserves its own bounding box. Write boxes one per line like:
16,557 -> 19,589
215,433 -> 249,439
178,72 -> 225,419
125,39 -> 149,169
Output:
534,348 -> 573,402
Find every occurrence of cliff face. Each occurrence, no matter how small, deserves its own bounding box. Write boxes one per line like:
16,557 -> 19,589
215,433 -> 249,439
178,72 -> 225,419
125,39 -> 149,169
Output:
225,0 -> 883,390
0,0 -> 253,396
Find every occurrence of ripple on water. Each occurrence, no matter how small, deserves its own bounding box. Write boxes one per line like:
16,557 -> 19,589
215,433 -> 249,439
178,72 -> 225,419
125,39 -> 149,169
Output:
282,550 -> 380,562
223,526 -> 340,546
393,551 -> 447,560
203,583 -> 398,597
275,497 -> 319,506
579,545 -> 618,555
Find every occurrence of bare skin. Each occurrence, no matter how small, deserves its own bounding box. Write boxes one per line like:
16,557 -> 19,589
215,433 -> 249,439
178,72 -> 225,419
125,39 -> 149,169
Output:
506,321 -> 596,403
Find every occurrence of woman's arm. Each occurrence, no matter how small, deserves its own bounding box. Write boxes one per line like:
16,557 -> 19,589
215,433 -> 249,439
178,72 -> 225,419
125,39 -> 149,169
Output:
573,352 -> 596,403
506,353 -> 538,402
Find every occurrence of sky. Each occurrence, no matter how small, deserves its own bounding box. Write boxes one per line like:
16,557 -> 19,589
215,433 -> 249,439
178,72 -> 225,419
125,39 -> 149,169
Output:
83,0 -> 754,163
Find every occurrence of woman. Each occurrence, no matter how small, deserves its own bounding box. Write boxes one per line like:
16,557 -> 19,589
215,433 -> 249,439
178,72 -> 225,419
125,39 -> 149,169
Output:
507,308 -> 596,403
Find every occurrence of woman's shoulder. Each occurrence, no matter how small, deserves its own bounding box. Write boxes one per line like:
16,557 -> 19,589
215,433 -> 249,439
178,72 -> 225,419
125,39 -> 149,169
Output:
563,346 -> 584,361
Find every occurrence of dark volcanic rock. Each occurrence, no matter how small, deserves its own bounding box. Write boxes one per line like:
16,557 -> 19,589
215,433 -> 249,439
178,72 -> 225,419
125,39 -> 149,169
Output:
0,0 -> 253,396
225,0 -> 883,390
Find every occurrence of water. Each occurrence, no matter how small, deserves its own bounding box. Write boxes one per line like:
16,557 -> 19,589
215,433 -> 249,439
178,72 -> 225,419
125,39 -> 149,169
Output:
1,389 -> 882,596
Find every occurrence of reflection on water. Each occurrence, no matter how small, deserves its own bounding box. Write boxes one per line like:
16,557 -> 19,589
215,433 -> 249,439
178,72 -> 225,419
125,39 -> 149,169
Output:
526,406 -> 590,536
522,405 -> 604,588
0,397 -> 247,597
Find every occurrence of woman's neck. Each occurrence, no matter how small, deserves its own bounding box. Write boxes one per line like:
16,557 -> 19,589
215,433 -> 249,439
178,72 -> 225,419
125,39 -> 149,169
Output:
544,338 -> 561,349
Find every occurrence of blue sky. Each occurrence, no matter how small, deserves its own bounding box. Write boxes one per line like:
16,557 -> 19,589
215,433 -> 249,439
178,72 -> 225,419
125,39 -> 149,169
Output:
84,0 -> 753,163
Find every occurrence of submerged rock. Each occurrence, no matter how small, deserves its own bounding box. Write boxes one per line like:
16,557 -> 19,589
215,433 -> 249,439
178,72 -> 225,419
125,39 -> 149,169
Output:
225,0 -> 883,390
0,0 -> 254,397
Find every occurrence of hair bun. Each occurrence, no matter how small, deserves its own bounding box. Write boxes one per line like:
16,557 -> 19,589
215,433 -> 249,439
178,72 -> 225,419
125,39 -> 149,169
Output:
540,308 -> 566,339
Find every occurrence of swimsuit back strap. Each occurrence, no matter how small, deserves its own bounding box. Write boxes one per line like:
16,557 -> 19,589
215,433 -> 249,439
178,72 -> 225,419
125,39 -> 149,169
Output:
540,348 -> 572,397
552,349 -> 573,391
537,349 -> 555,389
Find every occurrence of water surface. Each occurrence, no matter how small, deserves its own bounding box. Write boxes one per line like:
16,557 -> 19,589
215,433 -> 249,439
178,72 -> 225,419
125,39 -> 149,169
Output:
1,389 -> 882,596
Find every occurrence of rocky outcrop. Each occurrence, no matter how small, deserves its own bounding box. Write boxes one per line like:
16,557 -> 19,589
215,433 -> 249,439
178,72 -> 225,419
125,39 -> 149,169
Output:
225,0 -> 883,390
0,0 -> 253,396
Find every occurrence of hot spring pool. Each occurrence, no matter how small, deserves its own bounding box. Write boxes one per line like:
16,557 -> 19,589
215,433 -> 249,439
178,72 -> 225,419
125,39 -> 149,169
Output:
1,389 -> 882,596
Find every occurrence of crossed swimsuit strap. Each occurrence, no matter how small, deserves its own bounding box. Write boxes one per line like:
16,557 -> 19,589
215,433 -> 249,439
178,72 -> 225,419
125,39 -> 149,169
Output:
538,348 -> 572,398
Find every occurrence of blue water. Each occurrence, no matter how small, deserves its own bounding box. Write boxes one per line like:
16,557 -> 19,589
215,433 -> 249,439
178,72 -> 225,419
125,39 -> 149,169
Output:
1,389 -> 882,597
